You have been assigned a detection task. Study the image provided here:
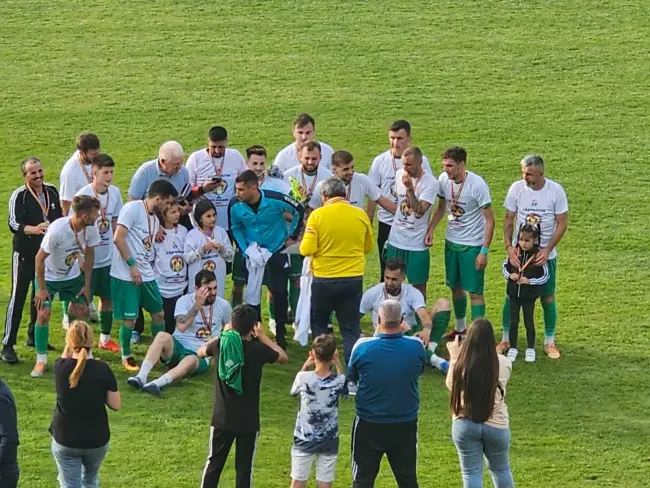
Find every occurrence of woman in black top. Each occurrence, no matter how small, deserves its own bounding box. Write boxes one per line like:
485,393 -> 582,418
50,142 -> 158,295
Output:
50,321 -> 120,487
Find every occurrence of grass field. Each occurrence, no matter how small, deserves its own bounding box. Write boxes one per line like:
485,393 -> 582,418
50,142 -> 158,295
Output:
2,0 -> 650,486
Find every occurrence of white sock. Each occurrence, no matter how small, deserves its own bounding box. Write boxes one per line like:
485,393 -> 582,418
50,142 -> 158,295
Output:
89,302 -> 97,312
122,355 -> 132,362
151,373 -> 173,389
502,331 -> 510,342
87,351 -> 94,359
430,354 -> 448,370
100,334 -> 111,343
428,342 -> 438,353
137,360 -> 155,383
455,317 -> 466,332
544,335 -> 555,346
36,353 -> 47,364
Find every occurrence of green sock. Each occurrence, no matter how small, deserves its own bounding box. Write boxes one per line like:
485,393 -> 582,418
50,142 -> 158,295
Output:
268,295 -> 275,320
471,303 -> 486,320
289,284 -> 300,321
452,295 -> 467,319
119,325 -> 132,357
432,310 -> 451,344
151,322 -> 165,337
541,299 -> 557,339
34,323 -> 49,355
99,311 -> 112,335
62,301 -> 70,318
502,297 -> 511,337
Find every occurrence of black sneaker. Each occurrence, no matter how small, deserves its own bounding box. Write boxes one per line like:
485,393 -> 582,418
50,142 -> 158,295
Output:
275,336 -> 287,351
1,346 -> 18,364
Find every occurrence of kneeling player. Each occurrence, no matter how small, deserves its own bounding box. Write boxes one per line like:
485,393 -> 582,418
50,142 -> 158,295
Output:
127,270 -> 231,396
359,258 -> 451,373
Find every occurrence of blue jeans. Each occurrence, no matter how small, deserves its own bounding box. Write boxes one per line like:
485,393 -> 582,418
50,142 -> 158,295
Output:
51,439 -> 109,488
452,418 -> 514,488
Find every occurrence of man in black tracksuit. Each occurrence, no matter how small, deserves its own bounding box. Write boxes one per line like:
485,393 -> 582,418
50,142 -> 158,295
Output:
3,157 -> 62,363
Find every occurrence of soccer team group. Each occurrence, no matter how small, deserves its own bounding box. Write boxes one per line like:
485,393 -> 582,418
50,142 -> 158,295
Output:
4,113 -> 568,390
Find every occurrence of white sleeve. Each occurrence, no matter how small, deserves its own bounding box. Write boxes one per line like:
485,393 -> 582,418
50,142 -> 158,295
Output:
237,151 -> 248,174
437,174 -> 446,198
475,179 -> 492,208
174,296 -> 190,318
367,157 -> 382,187
290,372 -> 304,396
409,287 -> 427,312
418,178 -> 438,205
117,203 -> 134,230
86,225 -> 102,248
41,227 -> 56,253
554,184 -> 569,214
221,302 -> 232,326
186,153 -> 197,185
504,183 -> 518,212
184,231 -> 203,263
216,228 -> 234,262
359,289 -> 374,315
360,174 -> 381,201
59,169 -> 75,202
309,182 -> 324,209
113,189 -> 124,216
422,155 -> 433,175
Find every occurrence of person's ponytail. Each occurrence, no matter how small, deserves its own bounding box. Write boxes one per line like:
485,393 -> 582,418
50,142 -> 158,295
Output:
65,321 -> 94,389
69,347 -> 89,388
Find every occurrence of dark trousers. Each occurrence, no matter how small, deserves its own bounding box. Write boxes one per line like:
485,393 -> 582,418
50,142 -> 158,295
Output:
200,427 -> 258,488
310,276 -> 362,364
179,214 -> 193,232
252,252 -> 289,339
135,294 -> 184,335
3,252 -> 37,347
352,417 -> 419,488
509,295 -> 536,349
377,221 -> 391,282
134,308 -> 145,335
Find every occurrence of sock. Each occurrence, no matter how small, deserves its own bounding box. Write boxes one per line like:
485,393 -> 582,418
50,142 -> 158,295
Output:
151,372 -> 173,389
267,294 -> 275,321
430,354 -> 448,371
541,299 -> 557,343
137,359 -> 154,383
432,310 -> 451,344
89,301 -> 97,312
100,333 -> 111,343
37,353 -> 48,364
455,317 -> 466,333
119,325 -> 132,357
151,322 -> 165,337
502,330 -> 510,342
289,285 -> 300,322
99,311 -> 113,335
62,301 -> 70,319
453,295 -> 467,332
34,324 -> 49,355
471,303 -> 486,320
501,297 -> 511,335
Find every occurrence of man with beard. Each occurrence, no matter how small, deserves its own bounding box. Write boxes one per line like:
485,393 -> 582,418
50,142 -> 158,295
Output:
3,157 -> 63,364
126,270 -> 231,396
274,113 -> 334,173
111,179 -> 178,371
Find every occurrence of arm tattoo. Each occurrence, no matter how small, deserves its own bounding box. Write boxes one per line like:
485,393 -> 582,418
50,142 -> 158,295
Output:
407,189 -> 426,218
177,304 -> 199,325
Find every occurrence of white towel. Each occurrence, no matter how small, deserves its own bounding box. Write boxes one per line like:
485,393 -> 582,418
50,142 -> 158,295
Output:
294,256 -> 312,346
244,243 -> 272,306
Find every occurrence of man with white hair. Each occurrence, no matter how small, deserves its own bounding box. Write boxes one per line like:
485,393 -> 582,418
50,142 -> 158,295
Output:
128,141 -> 189,204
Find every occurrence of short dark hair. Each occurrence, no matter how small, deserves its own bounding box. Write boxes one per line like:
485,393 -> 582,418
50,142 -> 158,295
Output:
208,126 -> 228,142
231,304 -> 257,336
194,269 -> 217,287
72,195 -> 100,214
294,113 -> 315,129
331,150 -> 353,167
246,145 -> 267,159
402,146 -> 423,161
389,120 -> 411,136
193,199 -> 216,228
148,179 -> 178,199
385,258 -> 406,274
312,334 -> 337,362
76,132 -> 100,153
235,170 -> 259,187
92,153 -> 115,169
21,157 -> 41,176
301,141 -> 321,154
442,146 -> 467,164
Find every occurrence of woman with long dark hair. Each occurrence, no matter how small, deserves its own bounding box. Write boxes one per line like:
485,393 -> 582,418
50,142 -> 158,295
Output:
446,318 -> 514,487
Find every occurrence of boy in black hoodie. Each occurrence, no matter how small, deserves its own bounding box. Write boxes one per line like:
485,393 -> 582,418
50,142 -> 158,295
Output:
502,224 -> 549,363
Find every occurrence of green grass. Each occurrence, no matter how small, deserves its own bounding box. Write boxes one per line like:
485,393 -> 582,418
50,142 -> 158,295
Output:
1,0 -> 650,486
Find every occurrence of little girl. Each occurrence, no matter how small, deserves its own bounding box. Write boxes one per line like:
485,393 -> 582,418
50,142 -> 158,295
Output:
184,200 -> 233,299
502,224 -> 549,363
152,202 -> 189,333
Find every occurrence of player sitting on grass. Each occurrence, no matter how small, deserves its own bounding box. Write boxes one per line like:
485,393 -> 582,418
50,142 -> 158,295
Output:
127,270 -> 231,396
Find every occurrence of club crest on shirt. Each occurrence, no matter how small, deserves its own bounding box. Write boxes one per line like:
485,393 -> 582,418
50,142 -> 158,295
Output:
450,204 -> 465,218
213,180 -> 228,196
525,213 -> 541,226
195,327 -> 211,341
400,199 -> 413,217
97,218 -> 110,234
142,237 -> 152,250
64,252 -> 79,268
169,255 -> 184,272
203,260 -> 216,272
390,182 -> 398,199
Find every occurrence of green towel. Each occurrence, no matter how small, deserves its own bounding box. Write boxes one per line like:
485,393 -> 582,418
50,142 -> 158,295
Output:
218,330 -> 245,395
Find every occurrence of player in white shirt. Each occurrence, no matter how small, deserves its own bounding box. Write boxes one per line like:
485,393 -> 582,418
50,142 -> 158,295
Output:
33,195 -> 101,377
359,258 -> 452,372
127,270 -> 231,396
75,155 -> 123,354
309,150 -> 396,218
111,179 -> 178,372
385,147 -> 438,297
425,147 -> 495,338
59,132 -> 102,325
185,126 -> 248,230
152,201 -> 189,333
367,120 -> 433,281
185,200 -> 233,299
273,113 -> 334,173
499,154 -> 569,359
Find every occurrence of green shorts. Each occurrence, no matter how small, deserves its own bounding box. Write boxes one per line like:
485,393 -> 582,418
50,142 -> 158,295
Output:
383,244 -> 430,285
162,338 -> 209,375
288,254 -> 304,280
232,250 -> 272,286
91,266 -> 112,299
538,257 -> 557,296
35,275 -> 87,307
111,278 -> 163,320
444,241 -> 485,295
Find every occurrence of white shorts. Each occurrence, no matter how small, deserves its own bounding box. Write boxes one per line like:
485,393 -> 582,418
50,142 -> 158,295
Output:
290,446 -> 338,483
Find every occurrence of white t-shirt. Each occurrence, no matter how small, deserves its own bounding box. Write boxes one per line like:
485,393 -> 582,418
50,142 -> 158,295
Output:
274,141 -> 334,173
309,173 -> 381,210
173,293 -> 232,353
360,282 -> 426,329
387,169 -> 438,251
283,165 -> 333,205
185,148 -> 247,229
153,225 -> 189,298
41,216 -> 101,282
75,184 -> 123,268
261,176 -> 291,195
504,178 -> 569,260
110,201 -> 160,282
184,227 -> 233,299
60,151 -> 93,203
368,150 -> 433,225
438,171 -> 492,247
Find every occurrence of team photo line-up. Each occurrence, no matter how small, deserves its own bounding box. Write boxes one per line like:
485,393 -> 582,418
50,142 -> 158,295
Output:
2,113 -> 568,487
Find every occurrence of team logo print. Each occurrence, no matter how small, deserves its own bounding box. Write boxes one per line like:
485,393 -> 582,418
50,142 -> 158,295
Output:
142,237 -> 152,250
203,260 -> 216,272
196,327 -> 211,341
450,204 -> 465,218
64,251 -> 79,268
400,199 -> 412,217
97,218 -> 110,234
170,256 -> 184,272
390,182 -> 397,198
525,213 -> 541,226
213,180 -> 228,196
531,199 -> 538,206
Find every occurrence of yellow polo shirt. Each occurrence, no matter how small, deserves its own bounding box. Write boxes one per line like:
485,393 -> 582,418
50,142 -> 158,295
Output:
299,197 -> 374,278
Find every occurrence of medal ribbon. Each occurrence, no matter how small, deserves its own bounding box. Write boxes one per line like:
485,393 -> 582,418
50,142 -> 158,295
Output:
92,183 -> 110,221
382,285 -> 403,302
518,252 -> 536,274
27,184 -> 50,221
142,201 -> 155,245
79,160 -> 93,184
300,170 -> 318,198
69,219 -> 87,255
450,173 -> 466,208
199,304 -> 213,333
210,151 -> 226,177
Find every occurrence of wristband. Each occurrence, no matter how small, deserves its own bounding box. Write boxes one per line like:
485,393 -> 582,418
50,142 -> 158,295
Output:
126,257 -> 137,267
480,247 -> 489,255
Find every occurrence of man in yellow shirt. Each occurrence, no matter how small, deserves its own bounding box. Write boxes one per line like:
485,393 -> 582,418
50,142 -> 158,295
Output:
300,177 -> 374,370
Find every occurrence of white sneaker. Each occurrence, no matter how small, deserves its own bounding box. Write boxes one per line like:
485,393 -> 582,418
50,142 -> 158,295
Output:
525,348 -> 536,362
88,302 -> 99,323
268,319 -> 277,336
61,315 -> 70,330
507,348 -> 518,363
